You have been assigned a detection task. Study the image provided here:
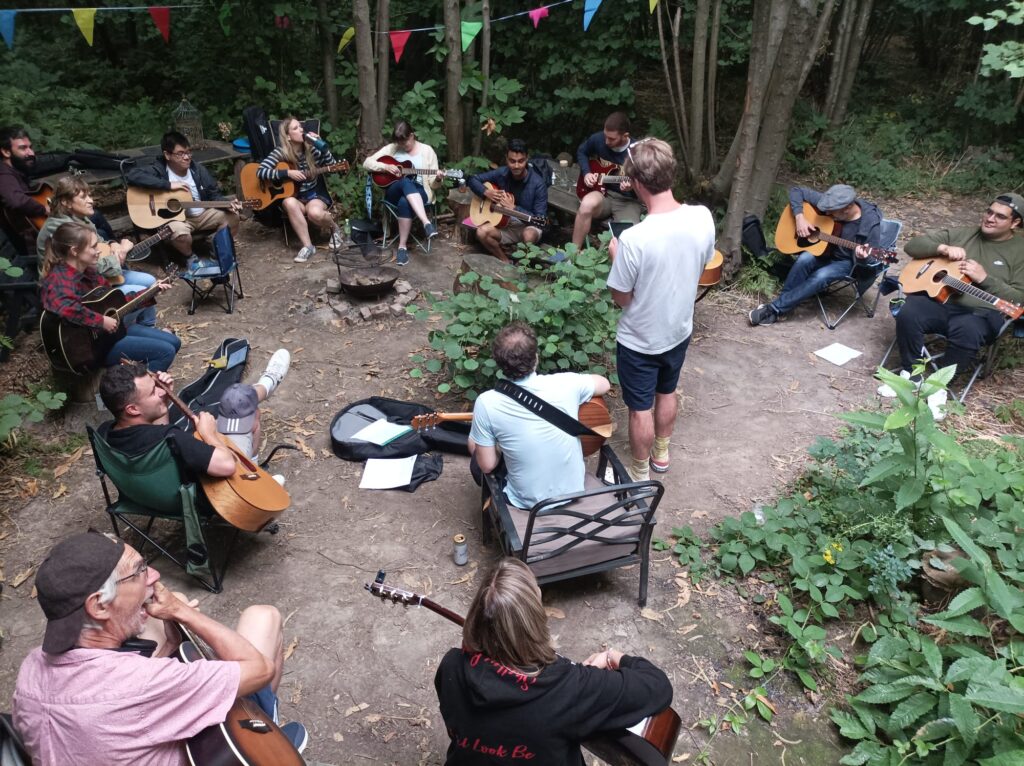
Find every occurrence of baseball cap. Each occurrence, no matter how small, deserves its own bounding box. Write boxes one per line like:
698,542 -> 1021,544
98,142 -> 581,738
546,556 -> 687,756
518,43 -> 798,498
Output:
994,193 -> 1024,223
217,383 -> 259,435
816,184 -> 857,212
35,531 -> 125,654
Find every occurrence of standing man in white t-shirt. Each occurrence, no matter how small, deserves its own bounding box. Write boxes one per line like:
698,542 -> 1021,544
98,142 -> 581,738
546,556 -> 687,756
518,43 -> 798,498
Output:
126,131 -> 242,261
606,138 -> 715,482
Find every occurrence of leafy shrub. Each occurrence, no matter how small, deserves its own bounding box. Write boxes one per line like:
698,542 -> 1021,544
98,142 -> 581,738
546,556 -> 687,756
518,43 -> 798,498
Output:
409,243 -> 618,399
0,390 -> 66,443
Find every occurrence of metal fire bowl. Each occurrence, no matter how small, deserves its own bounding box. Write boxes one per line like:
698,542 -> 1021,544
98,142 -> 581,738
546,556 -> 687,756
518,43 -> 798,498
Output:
338,266 -> 399,299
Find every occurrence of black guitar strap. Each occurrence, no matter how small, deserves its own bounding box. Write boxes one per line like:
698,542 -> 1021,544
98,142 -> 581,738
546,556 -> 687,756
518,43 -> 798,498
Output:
494,380 -> 599,438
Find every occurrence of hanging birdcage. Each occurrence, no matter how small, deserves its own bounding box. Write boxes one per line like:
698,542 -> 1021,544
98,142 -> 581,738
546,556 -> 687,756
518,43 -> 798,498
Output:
172,98 -> 206,150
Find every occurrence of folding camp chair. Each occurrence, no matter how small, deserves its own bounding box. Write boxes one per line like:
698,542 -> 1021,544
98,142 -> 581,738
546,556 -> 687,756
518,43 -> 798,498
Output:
381,198 -> 437,254
814,218 -> 903,329
1,713 -> 30,766
481,445 -> 663,607
87,425 -> 243,593
181,226 -> 243,315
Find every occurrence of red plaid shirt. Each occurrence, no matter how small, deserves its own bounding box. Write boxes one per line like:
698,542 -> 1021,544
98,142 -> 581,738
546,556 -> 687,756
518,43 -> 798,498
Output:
41,263 -> 109,329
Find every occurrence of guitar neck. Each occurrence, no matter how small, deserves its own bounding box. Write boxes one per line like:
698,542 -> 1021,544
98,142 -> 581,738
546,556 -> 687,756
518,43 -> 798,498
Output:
187,200 -> 250,210
308,163 -> 348,180
493,205 -> 537,225
127,230 -> 167,259
816,231 -> 862,252
114,277 -> 169,319
433,412 -> 473,423
940,275 -> 1023,317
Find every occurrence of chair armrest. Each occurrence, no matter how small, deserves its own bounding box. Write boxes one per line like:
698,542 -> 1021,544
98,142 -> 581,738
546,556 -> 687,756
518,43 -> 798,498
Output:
483,471 -> 523,553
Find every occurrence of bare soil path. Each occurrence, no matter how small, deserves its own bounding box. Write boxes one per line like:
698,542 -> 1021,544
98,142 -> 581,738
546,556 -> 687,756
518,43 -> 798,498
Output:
1,191 -> 1018,765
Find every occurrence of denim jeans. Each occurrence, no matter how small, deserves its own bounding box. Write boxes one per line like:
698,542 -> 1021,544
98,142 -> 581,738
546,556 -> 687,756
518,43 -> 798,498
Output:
770,252 -> 853,315
385,177 -> 428,218
119,270 -> 157,326
104,325 -> 180,371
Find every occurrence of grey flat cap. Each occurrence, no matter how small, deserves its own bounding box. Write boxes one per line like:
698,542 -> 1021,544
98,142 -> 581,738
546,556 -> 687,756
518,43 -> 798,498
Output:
817,184 -> 857,212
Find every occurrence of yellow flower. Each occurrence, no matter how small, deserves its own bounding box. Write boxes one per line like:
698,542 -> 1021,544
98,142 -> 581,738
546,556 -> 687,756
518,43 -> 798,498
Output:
831,542 -> 844,552
823,549 -> 836,565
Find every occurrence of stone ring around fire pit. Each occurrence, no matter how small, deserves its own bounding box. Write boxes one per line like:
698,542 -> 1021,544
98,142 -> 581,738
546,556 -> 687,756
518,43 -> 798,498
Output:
337,266 -> 400,299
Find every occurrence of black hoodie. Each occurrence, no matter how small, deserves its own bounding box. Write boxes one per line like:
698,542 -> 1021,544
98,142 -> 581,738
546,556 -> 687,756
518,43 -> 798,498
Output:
434,648 -> 673,765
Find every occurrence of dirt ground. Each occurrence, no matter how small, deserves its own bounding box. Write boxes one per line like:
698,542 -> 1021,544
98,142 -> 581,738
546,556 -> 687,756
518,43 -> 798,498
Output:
0,190 -> 1019,765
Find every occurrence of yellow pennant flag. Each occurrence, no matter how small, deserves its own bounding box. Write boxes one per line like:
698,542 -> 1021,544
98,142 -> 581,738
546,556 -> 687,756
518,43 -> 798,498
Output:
649,0 -> 659,12
72,8 -> 97,46
337,26 -> 354,54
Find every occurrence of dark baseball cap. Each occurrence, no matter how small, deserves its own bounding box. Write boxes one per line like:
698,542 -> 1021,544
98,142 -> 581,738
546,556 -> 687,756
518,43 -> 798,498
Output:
216,383 -> 259,435
35,531 -> 125,654
994,193 -> 1024,222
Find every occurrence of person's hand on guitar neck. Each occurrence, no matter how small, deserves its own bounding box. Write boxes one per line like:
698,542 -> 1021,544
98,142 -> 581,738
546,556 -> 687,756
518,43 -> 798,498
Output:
854,244 -> 872,261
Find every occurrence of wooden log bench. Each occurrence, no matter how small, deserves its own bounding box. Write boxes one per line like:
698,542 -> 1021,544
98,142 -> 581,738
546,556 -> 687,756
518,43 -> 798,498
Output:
0,231 -> 40,364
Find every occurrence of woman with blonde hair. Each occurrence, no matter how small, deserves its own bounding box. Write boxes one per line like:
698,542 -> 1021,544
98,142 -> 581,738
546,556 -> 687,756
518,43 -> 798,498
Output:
256,117 -> 342,263
40,222 -> 179,371
434,558 -> 672,764
37,176 -> 157,325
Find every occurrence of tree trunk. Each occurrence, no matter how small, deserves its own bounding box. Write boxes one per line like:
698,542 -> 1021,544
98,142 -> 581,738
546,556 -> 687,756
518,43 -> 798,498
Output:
375,0 -> 391,130
690,0 -> 711,181
705,0 -> 723,175
798,0 -> 836,89
443,0 -> 464,158
825,0 -> 854,118
317,0 -> 339,125
656,3 -> 687,160
472,0 -> 492,156
829,0 -> 873,127
353,0 -> 381,156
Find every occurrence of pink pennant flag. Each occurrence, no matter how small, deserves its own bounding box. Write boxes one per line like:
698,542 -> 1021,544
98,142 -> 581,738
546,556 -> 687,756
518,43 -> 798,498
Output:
390,30 -> 411,62
148,7 -> 170,43
528,6 -> 549,28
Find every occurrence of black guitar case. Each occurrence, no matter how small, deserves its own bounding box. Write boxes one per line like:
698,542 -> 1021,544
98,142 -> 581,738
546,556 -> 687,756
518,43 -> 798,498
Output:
166,338 -> 250,431
330,397 -> 470,461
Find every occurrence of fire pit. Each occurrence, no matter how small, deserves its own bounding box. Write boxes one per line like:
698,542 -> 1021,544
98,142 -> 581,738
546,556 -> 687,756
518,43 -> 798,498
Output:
337,266 -> 399,299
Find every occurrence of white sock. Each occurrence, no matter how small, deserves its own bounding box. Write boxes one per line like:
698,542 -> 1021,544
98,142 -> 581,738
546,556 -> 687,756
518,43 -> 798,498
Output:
257,373 -> 277,398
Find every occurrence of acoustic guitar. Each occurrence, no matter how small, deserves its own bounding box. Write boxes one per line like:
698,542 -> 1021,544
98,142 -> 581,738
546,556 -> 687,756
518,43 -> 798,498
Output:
575,158 -> 630,200
39,270 -> 179,374
176,621 -> 306,766
469,183 -> 549,229
238,160 -> 351,208
411,396 -> 612,457
366,572 -> 682,766
898,257 -> 1024,320
1,181 -> 53,233
370,155 -> 464,188
149,372 -> 291,533
126,187 -> 262,230
774,203 -> 899,262
699,249 -> 724,287
96,226 -> 174,285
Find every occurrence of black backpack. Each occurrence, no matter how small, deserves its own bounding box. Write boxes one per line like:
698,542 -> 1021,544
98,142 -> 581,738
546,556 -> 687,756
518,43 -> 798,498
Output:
242,105 -> 275,163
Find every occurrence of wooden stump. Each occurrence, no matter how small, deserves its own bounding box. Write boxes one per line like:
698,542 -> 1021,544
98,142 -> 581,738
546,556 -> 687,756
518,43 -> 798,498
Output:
52,367 -> 102,404
454,253 -> 522,294
447,187 -> 474,246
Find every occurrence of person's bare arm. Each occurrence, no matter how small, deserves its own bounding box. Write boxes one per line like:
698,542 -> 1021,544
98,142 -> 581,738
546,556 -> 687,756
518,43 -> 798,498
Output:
590,375 -> 611,396
468,437 -> 500,473
145,581 -> 273,695
609,287 -> 633,309
196,412 -> 237,477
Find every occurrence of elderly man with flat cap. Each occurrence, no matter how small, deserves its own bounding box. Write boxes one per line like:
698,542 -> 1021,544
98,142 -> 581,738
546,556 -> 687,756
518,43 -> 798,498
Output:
881,192 -> 1024,391
749,183 -> 884,326
13,530 -> 308,764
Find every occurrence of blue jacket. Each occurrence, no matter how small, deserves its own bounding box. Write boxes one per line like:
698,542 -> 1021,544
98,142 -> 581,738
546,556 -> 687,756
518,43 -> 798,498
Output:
788,186 -> 883,260
125,157 -> 227,202
576,131 -> 636,199
467,165 -> 548,219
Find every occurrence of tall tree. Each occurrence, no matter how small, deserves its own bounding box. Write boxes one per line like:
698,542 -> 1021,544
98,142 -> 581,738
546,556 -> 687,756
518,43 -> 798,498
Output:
825,0 -> 873,127
317,0 -> 339,125
375,0 -> 391,130
443,0 -> 465,159
353,0 -> 382,155
471,0 -> 492,156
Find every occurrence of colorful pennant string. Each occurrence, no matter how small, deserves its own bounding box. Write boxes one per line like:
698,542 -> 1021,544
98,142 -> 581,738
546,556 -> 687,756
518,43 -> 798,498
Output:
72,8 -> 97,46
461,20 -> 482,51
0,11 -> 15,50
148,6 -> 170,42
583,0 -> 602,31
337,25 -> 355,53
528,7 -> 549,28
389,29 -> 411,62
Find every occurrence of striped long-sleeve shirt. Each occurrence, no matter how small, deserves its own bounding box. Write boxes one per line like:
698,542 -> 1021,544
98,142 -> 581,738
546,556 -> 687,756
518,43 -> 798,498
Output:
256,143 -> 336,197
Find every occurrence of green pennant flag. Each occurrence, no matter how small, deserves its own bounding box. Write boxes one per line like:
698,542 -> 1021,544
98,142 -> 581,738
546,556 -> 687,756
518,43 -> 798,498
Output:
461,21 -> 482,51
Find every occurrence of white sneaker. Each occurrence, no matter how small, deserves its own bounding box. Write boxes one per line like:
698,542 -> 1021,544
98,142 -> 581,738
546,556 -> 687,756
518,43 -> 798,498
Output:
927,389 -> 948,422
272,474 -> 286,487
877,370 -> 913,398
258,349 -> 290,397
329,228 -> 344,251
294,245 -> 316,263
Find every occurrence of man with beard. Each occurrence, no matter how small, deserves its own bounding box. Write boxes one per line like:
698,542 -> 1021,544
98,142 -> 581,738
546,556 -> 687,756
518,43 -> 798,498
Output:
0,125 -> 47,252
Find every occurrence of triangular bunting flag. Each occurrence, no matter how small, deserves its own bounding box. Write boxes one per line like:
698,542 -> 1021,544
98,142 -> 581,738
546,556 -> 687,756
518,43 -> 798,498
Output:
583,0 -> 602,31
461,21 -> 482,51
390,29 -> 411,62
0,10 -> 14,50
337,26 -> 354,54
148,7 -> 170,43
218,1 -> 231,36
72,8 -> 97,46
528,7 -> 549,28
649,0 -> 659,12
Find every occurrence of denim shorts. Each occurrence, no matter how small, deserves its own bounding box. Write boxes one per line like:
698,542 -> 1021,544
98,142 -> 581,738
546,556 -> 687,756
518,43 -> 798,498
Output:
296,182 -> 333,208
616,336 -> 691,411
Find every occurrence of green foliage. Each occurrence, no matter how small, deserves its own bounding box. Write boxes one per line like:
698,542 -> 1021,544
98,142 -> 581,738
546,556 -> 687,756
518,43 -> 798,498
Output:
699,364 -> 1024,764
0,390 -> 66,443
408,243 -> 618,399
653,526 -> 710,583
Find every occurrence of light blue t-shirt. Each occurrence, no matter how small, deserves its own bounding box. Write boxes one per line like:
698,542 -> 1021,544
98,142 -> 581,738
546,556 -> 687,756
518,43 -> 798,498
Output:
470,372 -> 596,509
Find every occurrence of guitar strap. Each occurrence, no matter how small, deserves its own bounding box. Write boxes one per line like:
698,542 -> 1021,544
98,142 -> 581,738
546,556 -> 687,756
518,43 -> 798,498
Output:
493,380 -> 599,438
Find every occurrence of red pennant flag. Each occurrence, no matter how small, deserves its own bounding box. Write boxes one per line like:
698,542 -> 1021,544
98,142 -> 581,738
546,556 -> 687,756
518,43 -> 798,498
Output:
529,7 -> 549,28
389,29 -> 411,62
148,7 -> 170,43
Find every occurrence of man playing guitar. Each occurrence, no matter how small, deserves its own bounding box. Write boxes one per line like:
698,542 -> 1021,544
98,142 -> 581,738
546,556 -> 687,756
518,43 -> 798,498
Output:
0,125 -> 49,253
466,139 -> 548,263
571,112 -> 645,249
13,530 -> 308,763
435,557 -> 673,765
468,322 -> 610,509
885,193 -> 1024,391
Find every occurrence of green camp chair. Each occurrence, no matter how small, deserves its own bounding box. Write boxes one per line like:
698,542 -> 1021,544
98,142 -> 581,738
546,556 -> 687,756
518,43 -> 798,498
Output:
86,426 -> 239,593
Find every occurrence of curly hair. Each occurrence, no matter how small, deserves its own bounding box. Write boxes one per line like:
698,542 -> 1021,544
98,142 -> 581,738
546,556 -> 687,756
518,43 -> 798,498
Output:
99,361 -> 147,418
492,322 -> 537,380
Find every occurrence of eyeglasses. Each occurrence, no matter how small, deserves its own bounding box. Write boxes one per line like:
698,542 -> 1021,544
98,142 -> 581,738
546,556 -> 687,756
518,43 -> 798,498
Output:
115,562 -> 149,585
984,208 -> 1011,222
169,150 -> 192,159
626,137 -> 655,162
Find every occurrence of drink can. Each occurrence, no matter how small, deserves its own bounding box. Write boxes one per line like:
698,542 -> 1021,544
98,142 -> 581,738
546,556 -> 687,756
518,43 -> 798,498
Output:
453,534 -> 468,566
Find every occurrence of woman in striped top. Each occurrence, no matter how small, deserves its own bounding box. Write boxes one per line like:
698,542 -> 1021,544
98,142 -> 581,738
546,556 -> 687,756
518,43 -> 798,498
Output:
256,117 -> 342,263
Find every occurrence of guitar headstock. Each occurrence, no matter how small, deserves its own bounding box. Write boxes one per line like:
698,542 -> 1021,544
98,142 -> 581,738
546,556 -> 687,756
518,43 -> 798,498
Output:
445,169 -> 465,181
872,247 -> 900,264
411,413 -> 442,431
334,160 -> 351,174
993,299 -> 1024,320
243,199 -> 264,210
532,216 -> 550,228
365,570 -> 421,606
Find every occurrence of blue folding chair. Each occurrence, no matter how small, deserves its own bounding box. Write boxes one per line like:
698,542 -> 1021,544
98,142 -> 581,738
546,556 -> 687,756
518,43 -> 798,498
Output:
181,226 -> 244,315
815,218 -> 903,330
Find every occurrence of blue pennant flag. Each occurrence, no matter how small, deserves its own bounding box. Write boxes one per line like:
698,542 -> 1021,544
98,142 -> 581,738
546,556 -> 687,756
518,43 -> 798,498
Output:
583,0 -> 602,30
0,11 -> 15,50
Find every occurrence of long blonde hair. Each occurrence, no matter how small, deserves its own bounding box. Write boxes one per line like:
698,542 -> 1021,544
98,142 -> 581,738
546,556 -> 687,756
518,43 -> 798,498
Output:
50,176 -> 91,218
41,221 -> 94,277
462,558 -> 556,671
276,117 -> 318,172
